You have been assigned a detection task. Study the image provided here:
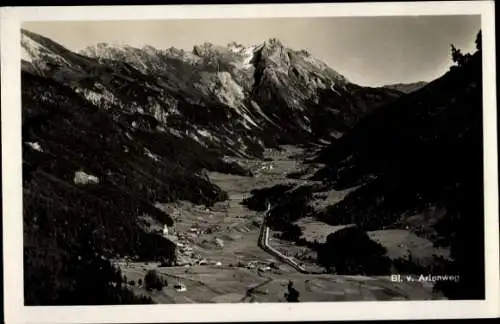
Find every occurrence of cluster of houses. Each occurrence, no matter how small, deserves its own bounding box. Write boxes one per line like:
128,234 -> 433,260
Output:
169,226 -> 225,268
251,161 -> 275,175
260,162 -> 274,171
176,245 -> 223,268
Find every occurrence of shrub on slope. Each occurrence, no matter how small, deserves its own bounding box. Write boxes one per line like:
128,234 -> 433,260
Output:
317,226 -> 392,275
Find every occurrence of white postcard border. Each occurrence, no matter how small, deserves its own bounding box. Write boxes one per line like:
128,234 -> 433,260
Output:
2,2 -> 498,323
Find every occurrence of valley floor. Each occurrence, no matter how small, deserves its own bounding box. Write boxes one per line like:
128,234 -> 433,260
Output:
114,145 -> 445,303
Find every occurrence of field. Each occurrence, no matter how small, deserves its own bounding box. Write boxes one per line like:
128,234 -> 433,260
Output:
114,145 -> 446,303
118,262 -> 442,303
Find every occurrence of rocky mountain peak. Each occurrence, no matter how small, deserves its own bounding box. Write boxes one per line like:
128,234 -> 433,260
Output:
192,42 -> 219,57
80,42 -> 134,60
141,44 -> 159,54
227,41 -> 245,51
265,37 -> 285,48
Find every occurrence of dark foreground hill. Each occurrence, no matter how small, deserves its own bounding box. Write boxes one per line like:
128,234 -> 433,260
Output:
312,45 -> 484,299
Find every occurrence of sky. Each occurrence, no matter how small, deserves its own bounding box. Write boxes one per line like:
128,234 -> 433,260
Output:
23,15 -> 481,87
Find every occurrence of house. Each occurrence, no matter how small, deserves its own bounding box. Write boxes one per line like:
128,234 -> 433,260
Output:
258,266 -> 271,272
174,283 -> 187,292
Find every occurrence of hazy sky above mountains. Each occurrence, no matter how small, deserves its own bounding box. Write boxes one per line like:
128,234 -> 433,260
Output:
24,15 -> 480,87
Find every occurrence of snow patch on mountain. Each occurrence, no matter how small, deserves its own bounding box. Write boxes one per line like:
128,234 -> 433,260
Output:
228,44 -> 257,70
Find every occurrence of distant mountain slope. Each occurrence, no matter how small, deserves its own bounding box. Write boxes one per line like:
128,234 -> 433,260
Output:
313,47 -> 483,299
382,81 -> 428,94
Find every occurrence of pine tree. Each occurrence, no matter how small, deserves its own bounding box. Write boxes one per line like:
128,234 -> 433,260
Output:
284,280 -> 300,302
451,44 -> 463,65
475,30 -> 482,51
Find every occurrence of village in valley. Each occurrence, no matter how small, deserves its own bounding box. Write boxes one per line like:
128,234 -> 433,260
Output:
110,148 -> 439,303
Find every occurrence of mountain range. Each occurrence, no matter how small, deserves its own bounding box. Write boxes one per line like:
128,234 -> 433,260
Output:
22,29 -> 405,155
